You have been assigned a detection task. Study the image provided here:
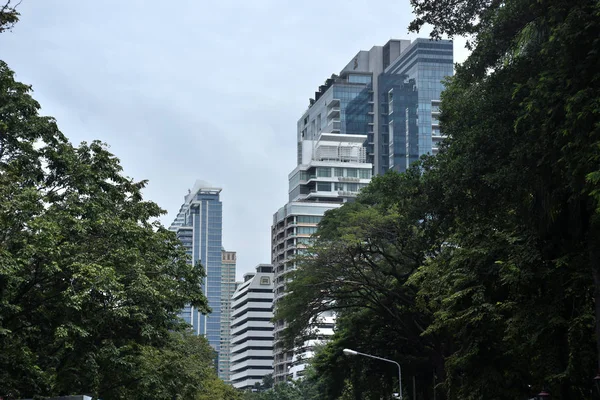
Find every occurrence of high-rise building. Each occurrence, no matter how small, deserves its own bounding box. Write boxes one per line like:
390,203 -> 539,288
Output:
219,249 -> 237,382
379,39 -> 453,172
169,181 -> 223,355
298,38 -> 453,176
272,133 -> 373,382
230,265 -> 275,390
273,38 -> 453,382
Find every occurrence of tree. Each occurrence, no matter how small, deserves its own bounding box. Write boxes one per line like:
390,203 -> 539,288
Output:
280,0 -> 600,396
276,169 -> 444,400
0,0 -> 20,33
0,59 -> 211,398
406,0 -> 600,398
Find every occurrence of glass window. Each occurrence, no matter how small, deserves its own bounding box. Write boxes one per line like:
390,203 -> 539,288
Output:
317,167 -> 331,177
359,169 -> 371,179
317,182 -> 331,191
347,183 -> 358,192
346,168 -> 358,178
348,74 -> 372,84
297,216 -> 322,224
334,168 -> 344,177
297,226 -> 318,235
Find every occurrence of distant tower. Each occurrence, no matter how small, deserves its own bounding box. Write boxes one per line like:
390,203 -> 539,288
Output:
219,249 -> 237,382
169,181 -> 223,354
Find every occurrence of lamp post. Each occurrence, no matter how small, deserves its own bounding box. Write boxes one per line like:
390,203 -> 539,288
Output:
536,390 -> 550,399
594,373 -> 600,396
343,348 -> 403,400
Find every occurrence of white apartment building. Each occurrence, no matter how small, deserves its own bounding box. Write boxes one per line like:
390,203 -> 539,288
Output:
272,132 -> 372,382
230,265 -> 274,390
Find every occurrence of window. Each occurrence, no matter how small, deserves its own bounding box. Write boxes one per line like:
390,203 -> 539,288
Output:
348,74 -> 372,84
347,183 -> 358,192
260,277 -> 270,285
317,182 -> 331,192
297,216 -> 322,224
334,168 -> 344,177
317,167 -> 331,177
346,168 -> 358,178
297,227 -> 318,235
359,169 -> 371,179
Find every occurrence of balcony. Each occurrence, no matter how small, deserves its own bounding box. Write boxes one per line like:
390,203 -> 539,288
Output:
327,107 -> 340,119
338,176 -> 360,182
326,119 -> 341,133
328,98 -> 340,107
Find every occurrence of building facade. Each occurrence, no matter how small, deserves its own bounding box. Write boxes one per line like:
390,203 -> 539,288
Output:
273,38 -> 453,383
379,39 -> 453,173
272,133 -> 373,382
169,181 -> 223,356
219,249 -> 237,382
230,265 -> 275,390
298,38 -> 453,176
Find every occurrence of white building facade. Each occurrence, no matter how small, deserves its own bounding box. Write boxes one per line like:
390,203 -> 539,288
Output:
272,133 -> 372,382
230,265 -> 275,390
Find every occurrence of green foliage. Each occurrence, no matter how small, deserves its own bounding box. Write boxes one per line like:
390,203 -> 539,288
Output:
242,379 -> 320,400
279,0 -> 600,398
0,1 -> 20,33
276,169 -> 441,399
0,60 -> 215,399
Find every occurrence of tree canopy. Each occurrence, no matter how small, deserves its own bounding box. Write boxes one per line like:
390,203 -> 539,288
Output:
277,0 -> 600,398
0,53 -> 220,399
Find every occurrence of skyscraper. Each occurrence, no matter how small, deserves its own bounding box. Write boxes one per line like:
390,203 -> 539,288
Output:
298,38 -> 453,175
169,181 -> 223,356
219,249 -> 238,382
273,37 -> 453,382
379,39 -> 453,173
272,133 -> 373,381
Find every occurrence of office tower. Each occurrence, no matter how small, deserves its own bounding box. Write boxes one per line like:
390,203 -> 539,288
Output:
379,39 -> 453,172
169,181 -> 223,355
219,249 -> 237,382
272,38 -> 453,382
230,265 -> 275,390
298,38 -> 453,176
272,133 -> 373,382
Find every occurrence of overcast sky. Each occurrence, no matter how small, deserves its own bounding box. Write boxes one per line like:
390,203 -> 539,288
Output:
0,0 -> 468,280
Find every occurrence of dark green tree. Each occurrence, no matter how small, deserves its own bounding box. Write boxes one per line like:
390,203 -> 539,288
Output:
0,59 -> 211,399
276,169 -> 444,400
406,0 -> 600,398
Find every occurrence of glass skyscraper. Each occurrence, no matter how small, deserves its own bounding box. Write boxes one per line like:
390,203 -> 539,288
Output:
169,181 -> 223,355
273,37 -> 454,383
298,38 -> 453,176
380,39 -> 453,173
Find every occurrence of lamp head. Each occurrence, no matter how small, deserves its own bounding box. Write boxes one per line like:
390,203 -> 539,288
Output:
343,348 -> 358,356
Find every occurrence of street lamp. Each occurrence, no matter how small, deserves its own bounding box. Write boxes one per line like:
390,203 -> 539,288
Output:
536,390 -> 550,399
343,348 -> 403,400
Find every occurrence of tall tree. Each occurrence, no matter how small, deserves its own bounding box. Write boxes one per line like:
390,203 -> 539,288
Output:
407,0 -> 600,398
276,169 -> 444,400
0,59 -> 210,398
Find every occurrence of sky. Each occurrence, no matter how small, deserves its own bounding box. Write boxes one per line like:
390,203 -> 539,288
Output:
0,0 -> 469,280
